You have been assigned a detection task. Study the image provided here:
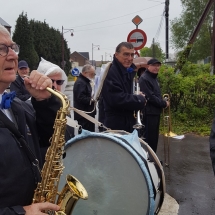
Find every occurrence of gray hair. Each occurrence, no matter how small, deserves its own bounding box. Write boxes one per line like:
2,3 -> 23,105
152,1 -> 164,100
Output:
0,25 -> 10,36
82,64 -> 94,73
115,42 -> 133,53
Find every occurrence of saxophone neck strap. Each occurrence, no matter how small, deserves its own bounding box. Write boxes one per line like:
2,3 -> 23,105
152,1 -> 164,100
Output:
71,107 -> 110,131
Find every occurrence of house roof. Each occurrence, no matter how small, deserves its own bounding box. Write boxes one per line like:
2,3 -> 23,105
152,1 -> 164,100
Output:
79,52 -> 89,60
0,17 -> 11,27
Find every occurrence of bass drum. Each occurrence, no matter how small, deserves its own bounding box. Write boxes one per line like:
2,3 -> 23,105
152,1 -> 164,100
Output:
59,129 -> 165,215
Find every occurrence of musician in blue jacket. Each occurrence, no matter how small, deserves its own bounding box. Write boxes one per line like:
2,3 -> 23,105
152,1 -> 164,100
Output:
0,25 -> 59,214
102,42 -> 146,132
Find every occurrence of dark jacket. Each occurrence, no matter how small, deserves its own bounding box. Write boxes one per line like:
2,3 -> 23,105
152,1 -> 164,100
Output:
10,75 -> 31,101
73,73 -> 96,120
209,118 -> 215,175
139,69 -> 166,115
0,95 -> 59,215
102,56 -> 146,132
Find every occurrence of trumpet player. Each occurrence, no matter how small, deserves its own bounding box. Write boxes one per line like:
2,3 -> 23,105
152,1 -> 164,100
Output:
139,58 -> 170,153
102,42 -> 147,133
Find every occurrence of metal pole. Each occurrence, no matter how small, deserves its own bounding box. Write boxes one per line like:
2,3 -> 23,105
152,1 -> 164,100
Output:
211,2 -> 215,75
165,0 -> 169,60
152,38 -> 155,58
92,43 -> 93,66
62,26 -> 65,70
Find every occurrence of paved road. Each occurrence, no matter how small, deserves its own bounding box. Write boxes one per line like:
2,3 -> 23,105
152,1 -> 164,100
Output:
157,134 -> 215,215
65,82 -> 215,215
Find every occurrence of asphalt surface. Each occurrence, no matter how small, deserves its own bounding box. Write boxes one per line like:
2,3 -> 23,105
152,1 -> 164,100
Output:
65,82 -> 215,215
157,134 -> 215,215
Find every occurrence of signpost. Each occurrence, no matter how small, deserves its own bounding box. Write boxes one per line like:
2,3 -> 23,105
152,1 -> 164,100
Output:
127,15 -> 147,57
127,29 -> 147,50
71,68 -> 80,76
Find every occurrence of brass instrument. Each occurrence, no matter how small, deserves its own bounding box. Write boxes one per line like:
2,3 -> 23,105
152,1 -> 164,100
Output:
32,87 -> 88,215
162,94 -> 176,167
133,82 -> 143,129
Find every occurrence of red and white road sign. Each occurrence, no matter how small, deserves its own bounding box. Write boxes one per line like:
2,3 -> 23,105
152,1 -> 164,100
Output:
127,29 -> 147,50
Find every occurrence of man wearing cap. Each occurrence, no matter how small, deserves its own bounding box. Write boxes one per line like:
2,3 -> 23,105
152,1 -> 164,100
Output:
10,60 -> 31,101
139,58 -> 170,153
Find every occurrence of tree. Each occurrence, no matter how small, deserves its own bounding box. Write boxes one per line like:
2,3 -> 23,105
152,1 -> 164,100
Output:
140,42 -> 165,62
171,0 -> 213,62
13,13 -> 71,75
29,20 -> 71,75
12,12 -> 39,70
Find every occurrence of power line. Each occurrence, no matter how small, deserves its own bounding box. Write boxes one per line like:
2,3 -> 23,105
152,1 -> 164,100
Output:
72,3 -> 163,29
75,15 -> 162,33
154,7 -> 165,41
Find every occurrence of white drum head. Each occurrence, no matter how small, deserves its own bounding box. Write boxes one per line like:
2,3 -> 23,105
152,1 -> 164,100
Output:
59,130 -> 155,215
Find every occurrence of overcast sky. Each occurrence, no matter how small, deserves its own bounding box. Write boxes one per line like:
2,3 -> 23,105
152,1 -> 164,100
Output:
1,0 -> 182,61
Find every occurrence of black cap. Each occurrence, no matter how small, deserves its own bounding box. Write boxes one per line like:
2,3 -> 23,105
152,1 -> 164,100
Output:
18,60 -> 28,69
147,58 -> 161,65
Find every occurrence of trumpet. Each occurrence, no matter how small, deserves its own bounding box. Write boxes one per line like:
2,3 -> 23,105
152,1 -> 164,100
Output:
133,82 -> 143,129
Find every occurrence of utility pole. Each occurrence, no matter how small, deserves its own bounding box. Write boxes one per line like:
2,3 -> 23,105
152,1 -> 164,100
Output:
174,0 -> 214,73
152,38 -> 155,58
165,0 -> 169,60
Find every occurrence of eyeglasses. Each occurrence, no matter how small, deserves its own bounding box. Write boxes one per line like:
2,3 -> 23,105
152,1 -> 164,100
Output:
122,52 -> 135,58
51,79 -> 65,85
0,44 -> 20,57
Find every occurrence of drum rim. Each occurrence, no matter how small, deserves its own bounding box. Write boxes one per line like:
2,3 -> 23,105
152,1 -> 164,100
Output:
65,130 -> 156,214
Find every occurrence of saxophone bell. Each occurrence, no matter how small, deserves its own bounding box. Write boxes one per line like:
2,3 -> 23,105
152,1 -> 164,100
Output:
56,175 -> 88,215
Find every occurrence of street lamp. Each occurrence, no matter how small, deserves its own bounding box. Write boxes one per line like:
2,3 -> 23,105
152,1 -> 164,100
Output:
92,43 -> 100,67
105,52 -> 112,61
62,26 -> 74,70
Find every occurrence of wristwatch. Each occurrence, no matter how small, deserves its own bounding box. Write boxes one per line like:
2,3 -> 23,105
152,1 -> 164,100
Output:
11,206 -> 26,215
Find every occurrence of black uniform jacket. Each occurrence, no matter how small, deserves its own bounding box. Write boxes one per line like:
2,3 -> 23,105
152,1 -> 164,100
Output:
0,95 -> 59,215
10,75 -> 31,101
209,118 -> 215,175
139,69 -> 166,115
102,56 -> 146,132
73,73 -> 96,121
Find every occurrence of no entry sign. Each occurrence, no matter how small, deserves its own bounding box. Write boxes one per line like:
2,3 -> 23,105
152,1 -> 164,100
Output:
127,29 -> 147,50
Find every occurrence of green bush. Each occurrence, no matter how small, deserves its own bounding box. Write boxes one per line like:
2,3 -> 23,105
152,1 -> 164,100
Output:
158,63 -> 215,136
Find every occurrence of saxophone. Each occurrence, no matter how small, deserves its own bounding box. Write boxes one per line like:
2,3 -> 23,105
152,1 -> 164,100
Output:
32,87 -> 88,215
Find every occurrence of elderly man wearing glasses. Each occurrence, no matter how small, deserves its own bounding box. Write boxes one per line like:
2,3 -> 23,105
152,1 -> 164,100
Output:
0,25 -> 60,214
102,42 -> 146,133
